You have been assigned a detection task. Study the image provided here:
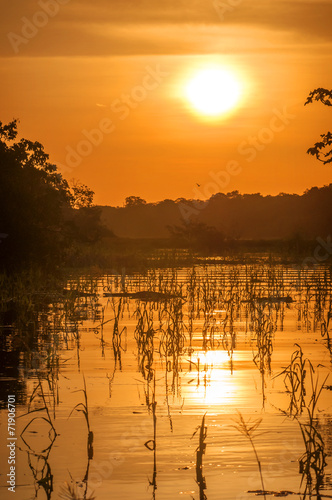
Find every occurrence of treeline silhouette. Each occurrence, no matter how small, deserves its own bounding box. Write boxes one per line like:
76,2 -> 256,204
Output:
0,120 -> 109,269
100,186 -> 332,243
1,118 -> 332,268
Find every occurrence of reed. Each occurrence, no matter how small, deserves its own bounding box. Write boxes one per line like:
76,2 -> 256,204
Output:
69,375 -> 94,460
233,411 -> 266,500
27,450 -> 53,500
274,343 -> 306,417
134,306 -> 156,382
20,378 -> 57,451
320,297 -> 332,351
144,373 -> 158,499
276,345 -> 329,496
297,363 -> 329,497
58,481 -> 96,500
107,297 -> 127,394
192,413 -> 207,500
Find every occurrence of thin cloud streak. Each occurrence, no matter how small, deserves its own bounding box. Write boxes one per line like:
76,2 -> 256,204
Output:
2,0 -> 332,58
2,23 -> 332,59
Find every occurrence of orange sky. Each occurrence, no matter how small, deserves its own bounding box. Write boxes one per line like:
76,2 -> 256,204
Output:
1,0 -> 332,206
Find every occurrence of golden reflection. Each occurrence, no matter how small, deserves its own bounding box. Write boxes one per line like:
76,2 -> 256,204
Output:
185,350 -> 238,406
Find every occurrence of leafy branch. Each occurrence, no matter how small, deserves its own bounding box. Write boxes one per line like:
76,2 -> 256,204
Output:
305,88 -> 332,165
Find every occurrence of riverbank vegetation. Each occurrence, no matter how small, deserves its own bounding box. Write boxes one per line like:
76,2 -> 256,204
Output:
1,119 -> 332,272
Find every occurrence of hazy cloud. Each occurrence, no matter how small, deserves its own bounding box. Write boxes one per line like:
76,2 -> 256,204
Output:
1,0 -> 331,58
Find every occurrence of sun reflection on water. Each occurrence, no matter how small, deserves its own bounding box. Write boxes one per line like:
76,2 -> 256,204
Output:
184,350 -> 240,407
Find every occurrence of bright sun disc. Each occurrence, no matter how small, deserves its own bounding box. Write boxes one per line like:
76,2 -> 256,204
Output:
185,67 -> 241,117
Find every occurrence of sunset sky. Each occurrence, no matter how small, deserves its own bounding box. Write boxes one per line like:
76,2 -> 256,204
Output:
1,0 -> 332,206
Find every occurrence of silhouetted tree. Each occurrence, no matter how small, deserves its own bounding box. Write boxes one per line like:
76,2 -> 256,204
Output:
305,88 -> 332,164
125,196 -> 147,207
65,207 -> 112,243
0,119 -> 103,267
101,187 -> 332,242
70,180 -> 94,209
0,120 -> 71,264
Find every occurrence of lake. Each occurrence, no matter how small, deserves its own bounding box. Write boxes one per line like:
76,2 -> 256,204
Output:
0,262 -> 332,499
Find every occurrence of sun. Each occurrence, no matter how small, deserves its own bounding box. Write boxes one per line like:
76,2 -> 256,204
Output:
185,66 -> 242,118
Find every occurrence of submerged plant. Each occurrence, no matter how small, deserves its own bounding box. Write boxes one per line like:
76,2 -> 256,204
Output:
20,378 -> 57,452
297,364 -> 329,498
134,306 -> 156,382
276,345 -> 329,497
144,373 -> 158,499
58,481 -> 95,500
25,449 -> 54,500
233,411 -> 266,500
320,298 -> 332,352
192,413 -> 207,500
68,375 -> 94,460
274,343 -> 307,417
106,297 -> 127,397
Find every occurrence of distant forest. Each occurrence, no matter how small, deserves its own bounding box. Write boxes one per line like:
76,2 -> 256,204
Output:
101,87 -> 332,248
100,186 -> 332,241
1,111 -> 332,269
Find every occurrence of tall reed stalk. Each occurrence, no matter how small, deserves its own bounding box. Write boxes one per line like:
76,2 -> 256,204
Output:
233,411 -> 266,500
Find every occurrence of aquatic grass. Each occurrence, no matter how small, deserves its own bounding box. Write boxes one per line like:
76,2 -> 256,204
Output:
233,411 -> 266,500
66,374 -> 96,500
221,286 -> 240,362
144,373 -> 158,498
4,263 -> 332,499
134,305 -> 156,382
68,375 -> 94,460
192,413 -> 207,500
58,481 -> 95,500
320,297 -> 332,351
159,298 -> 186,397
276,345 -> 329,497
274,343 -> 307,417
107,298 -> 127,392
298,419 -> 327,498
297,364 -> 329,497
19,378 -> 57,451
27,450 -> 54,500
250,304 -> 275,404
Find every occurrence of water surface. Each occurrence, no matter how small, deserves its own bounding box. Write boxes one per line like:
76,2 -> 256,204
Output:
1,263 -> 332,499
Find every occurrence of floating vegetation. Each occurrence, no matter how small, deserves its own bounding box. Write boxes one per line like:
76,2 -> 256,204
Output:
104,290 -> 185,302
247,489 -> 295,497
